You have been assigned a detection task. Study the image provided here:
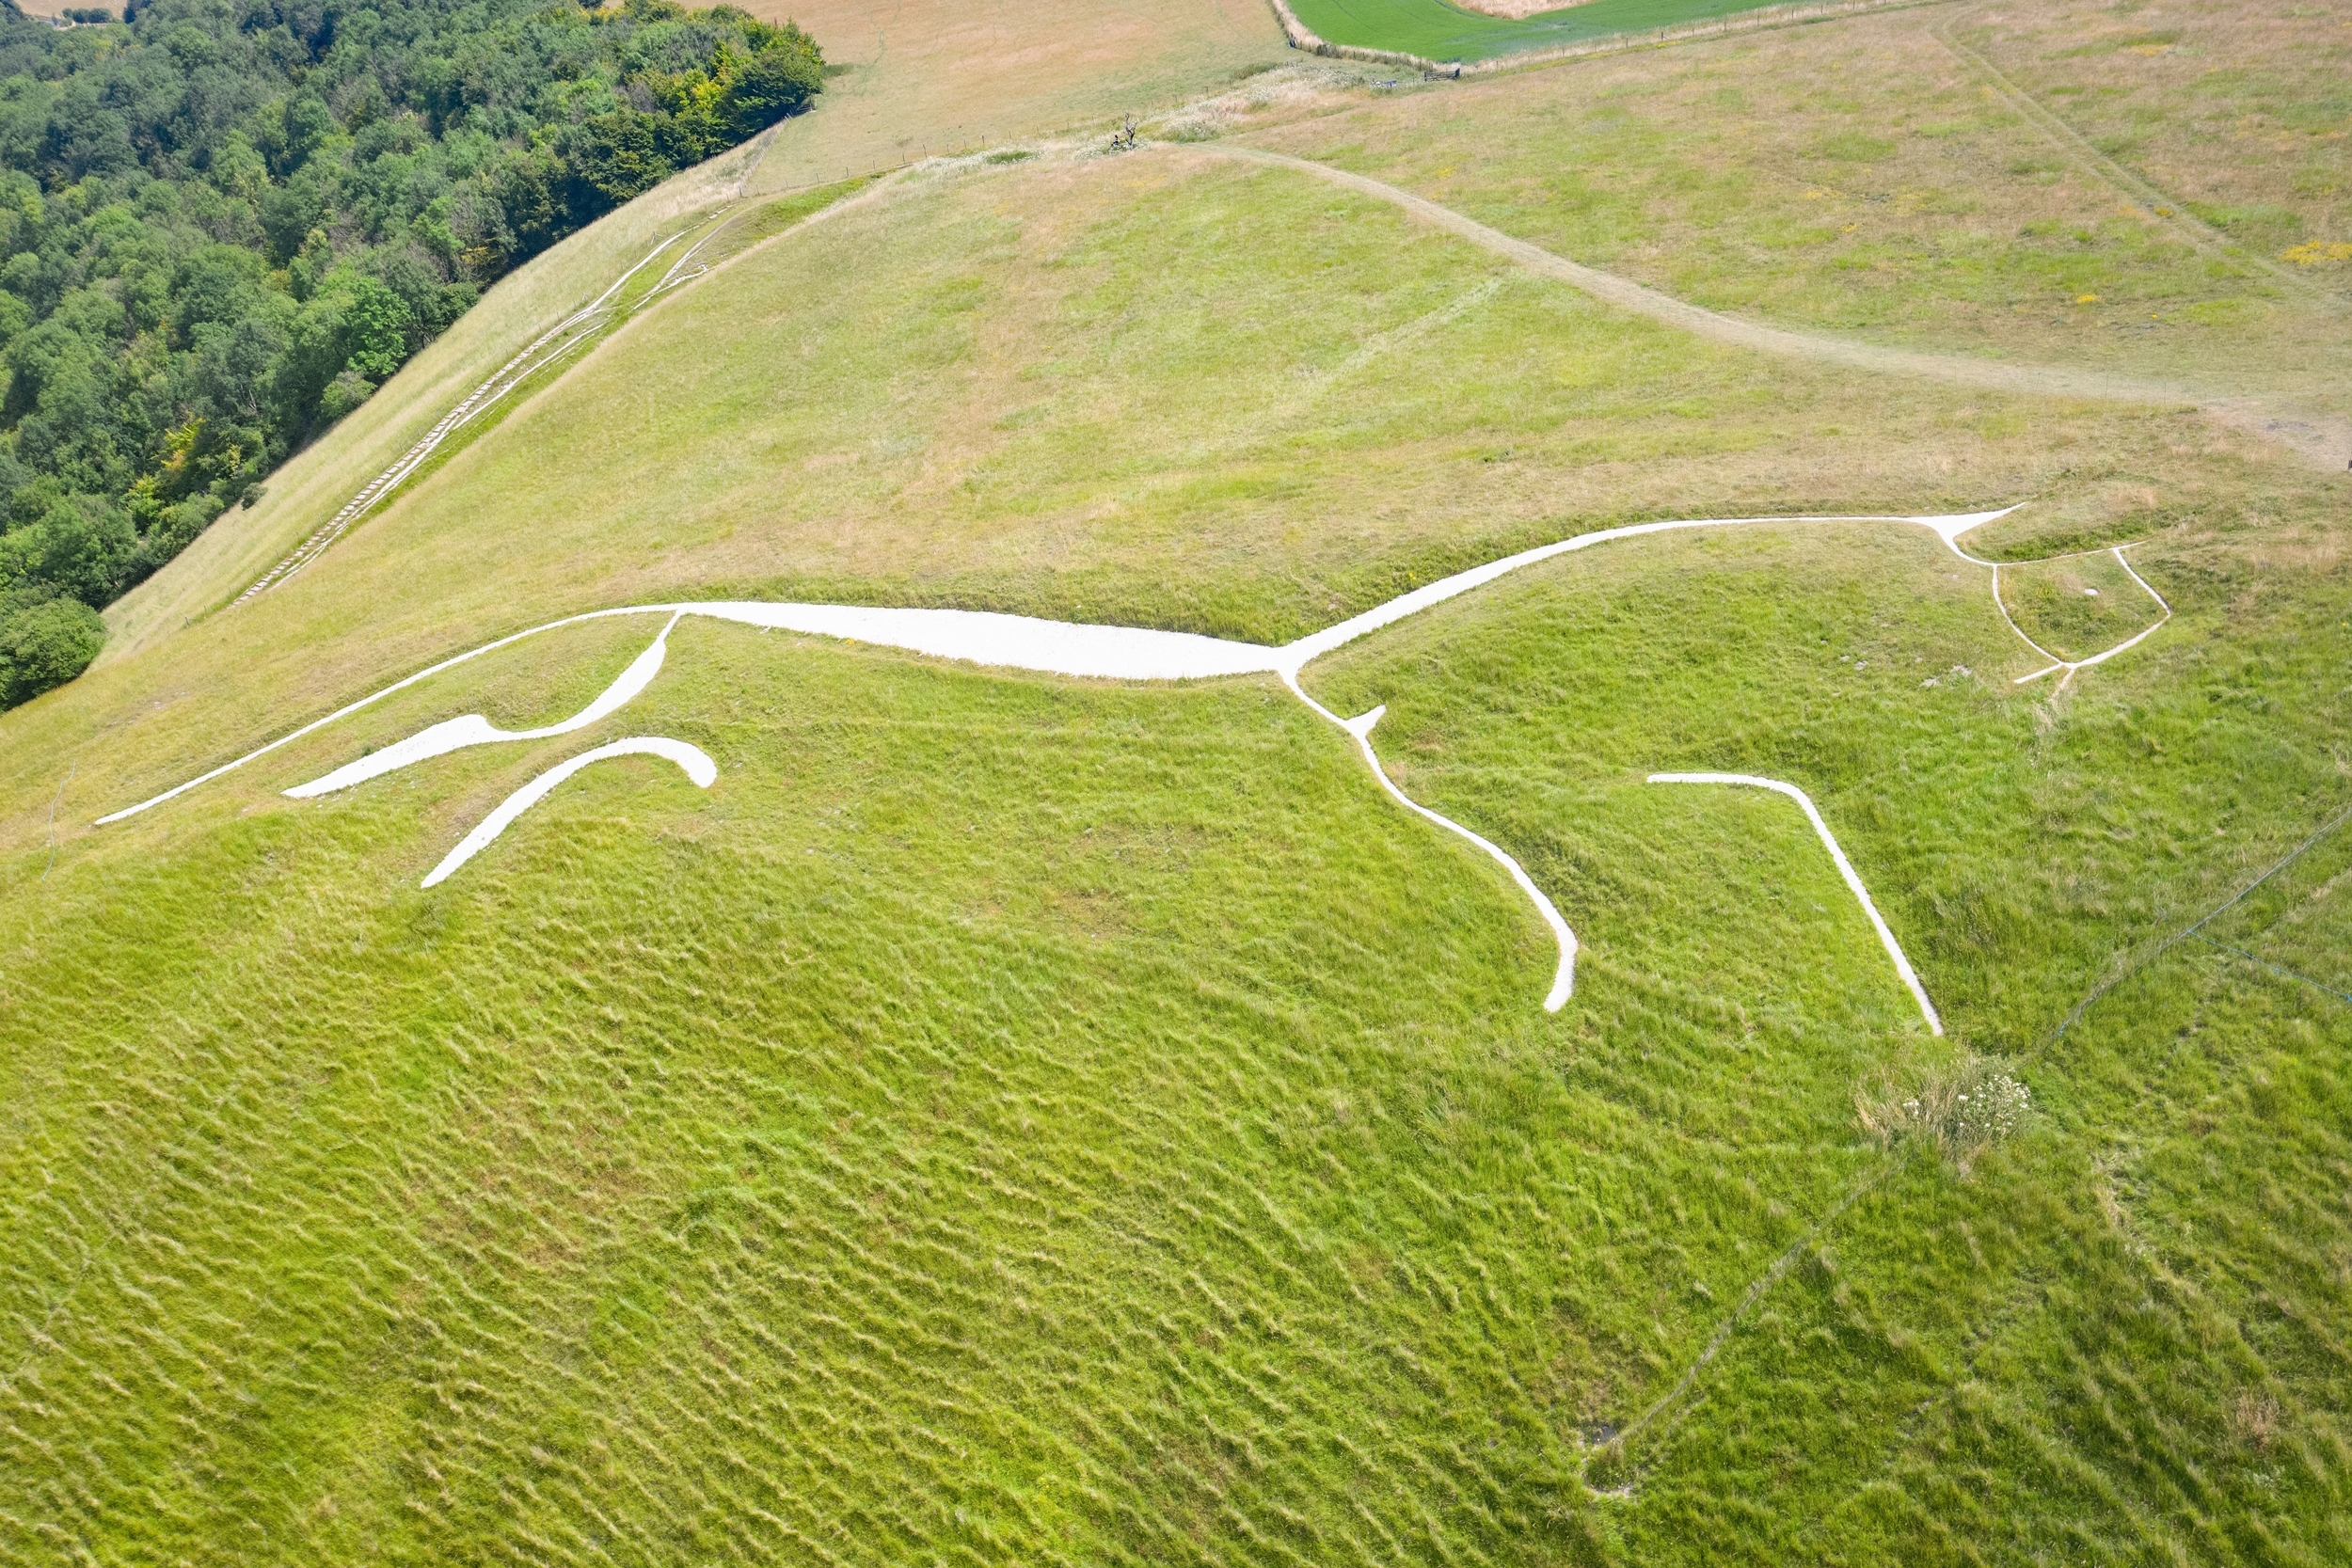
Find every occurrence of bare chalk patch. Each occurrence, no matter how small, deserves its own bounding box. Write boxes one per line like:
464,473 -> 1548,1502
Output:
421,736 -> 716,889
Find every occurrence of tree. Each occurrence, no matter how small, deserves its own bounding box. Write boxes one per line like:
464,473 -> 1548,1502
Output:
0,0 -> 830,709
0,594 -> 104,705
724,36 -> 823,139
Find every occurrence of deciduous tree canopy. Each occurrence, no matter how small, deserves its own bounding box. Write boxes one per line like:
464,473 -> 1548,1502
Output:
0,0 -> 822,704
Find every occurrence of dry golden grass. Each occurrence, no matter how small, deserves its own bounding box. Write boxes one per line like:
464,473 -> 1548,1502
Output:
1454,0 -> 1600,17
732,0 -> 1287,194
24,146 -> 2317,861
1237,4 -> 2352,419
1957,0 -> 2352,266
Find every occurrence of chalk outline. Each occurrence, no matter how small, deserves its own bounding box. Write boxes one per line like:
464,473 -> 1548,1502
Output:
283,613 -> 684,799
98,507 -> 2170,1015
1646,772 -> 1944,1035
421,736 -> 716,888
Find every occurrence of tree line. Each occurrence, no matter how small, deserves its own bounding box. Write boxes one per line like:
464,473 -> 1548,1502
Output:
0,0 -> 823,708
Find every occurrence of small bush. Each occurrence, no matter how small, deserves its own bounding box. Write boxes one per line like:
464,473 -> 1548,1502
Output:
319,370 -> 377,423
1855,1052 -> 2031,1171
2280,240 -> 2352,267
2230,1389 -> 2281,1450
0,594 -> 105,707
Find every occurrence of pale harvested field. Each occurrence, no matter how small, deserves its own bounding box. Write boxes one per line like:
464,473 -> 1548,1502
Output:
1456,0 -> 1600,17
736,0 -> 1288,194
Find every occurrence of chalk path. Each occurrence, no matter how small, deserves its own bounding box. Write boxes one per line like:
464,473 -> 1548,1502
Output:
1648,773 -> 1944,1035
284,613 -> 685,798
420,737 -> 716,889
234,226 -> 716,606
233,173 -> 908,605
1986,546 -> 2172,692
102,508 -> 2167,1018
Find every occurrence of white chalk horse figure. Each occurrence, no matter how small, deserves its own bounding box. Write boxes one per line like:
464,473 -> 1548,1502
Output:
105,508 -> 2169,1027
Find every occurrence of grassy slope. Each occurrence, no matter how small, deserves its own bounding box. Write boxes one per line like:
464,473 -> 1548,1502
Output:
7,148 -> 2269,849
1241,1 -> 2352,419
0,588 -> 1947,1564
1996,548 -> 2164,665
1960,0 -> 2352,263
104,0 -> 1294,665
732,0 -> 1284,195
1287,0 -> 1811,63
7,493 -> 2347,1564
4,11 -> 2352,1565
101,134 -> 771,665
1302,514 -> 2352,1560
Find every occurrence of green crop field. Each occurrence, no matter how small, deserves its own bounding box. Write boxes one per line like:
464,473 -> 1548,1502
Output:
1286,0 -> 1810,64
5,0 -> 2351,1562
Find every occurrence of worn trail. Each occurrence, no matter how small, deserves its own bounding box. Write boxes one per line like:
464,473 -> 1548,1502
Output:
1209,146 -> 2352,470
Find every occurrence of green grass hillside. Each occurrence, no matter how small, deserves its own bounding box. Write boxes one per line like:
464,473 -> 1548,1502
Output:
1243,5 -> 2352,413
4,3 -> 2350,1562
38,146 -> 2280,830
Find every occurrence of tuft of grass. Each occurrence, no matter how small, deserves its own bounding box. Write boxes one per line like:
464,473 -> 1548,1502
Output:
1853,1051 -> 2032,1170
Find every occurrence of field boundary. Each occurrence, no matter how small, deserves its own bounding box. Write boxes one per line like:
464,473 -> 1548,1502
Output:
1261,0 -> 1952,76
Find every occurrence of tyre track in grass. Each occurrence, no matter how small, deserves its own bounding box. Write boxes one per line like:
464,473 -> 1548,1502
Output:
1201,144 -> 2352,469
1930,5 -> 2346,312
230,221 -> 718,606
